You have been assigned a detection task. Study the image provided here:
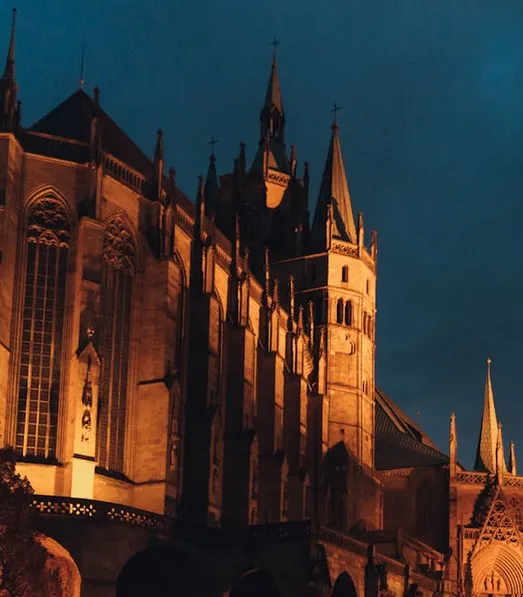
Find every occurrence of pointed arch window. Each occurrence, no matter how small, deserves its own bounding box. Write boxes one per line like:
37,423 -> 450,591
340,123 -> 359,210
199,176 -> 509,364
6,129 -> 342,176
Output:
15,196 -> 71,460
344,301 -> 352,326
341,266 -> 349,283
97,217 -> 136,473
336,299 -> 343,324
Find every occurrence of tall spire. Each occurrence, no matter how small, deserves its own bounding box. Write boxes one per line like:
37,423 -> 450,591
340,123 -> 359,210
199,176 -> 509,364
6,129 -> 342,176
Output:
3,8 -> 15,82
449,412 -> 457,479
310,109 -> 357,248
251,42 -> 288,175
496,422 -> 506,484
474,358 -> 501,474
0,8 -> 18,132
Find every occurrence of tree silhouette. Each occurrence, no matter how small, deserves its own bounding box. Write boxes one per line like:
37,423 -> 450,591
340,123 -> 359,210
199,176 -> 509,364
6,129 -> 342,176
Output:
0,446 -> 60,596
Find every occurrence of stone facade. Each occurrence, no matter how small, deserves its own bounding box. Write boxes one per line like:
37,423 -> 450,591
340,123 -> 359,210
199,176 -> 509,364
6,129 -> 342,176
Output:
3,10 -> 523,597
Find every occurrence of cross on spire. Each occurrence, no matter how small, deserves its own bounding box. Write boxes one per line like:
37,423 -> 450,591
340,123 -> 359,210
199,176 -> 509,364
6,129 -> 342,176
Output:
209,136 -> 219,158
331,102 -> 341,126
271,38 -> 280,53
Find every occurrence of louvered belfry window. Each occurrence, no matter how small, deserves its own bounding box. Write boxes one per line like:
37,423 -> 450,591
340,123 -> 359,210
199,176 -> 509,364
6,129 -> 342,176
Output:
15,197 -> 71,460
97,217 -> 135,473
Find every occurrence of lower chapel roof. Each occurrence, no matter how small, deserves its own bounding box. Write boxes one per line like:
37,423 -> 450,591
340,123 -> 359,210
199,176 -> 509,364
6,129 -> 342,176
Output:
375,388 -> 449,470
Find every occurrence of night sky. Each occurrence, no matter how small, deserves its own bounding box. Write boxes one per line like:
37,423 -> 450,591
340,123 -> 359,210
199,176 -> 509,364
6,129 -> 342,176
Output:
5,1 -> 523,469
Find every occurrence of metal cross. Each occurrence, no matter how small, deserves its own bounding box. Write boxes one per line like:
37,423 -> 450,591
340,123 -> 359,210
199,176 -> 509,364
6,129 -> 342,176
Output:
209,136 -> 219,157
331,102 -> 341,124
271,38 -> 280,52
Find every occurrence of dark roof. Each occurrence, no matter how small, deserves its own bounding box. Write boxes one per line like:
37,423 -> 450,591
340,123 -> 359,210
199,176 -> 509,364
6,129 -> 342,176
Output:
30,89 -> 155,178
375,388 -> 449,470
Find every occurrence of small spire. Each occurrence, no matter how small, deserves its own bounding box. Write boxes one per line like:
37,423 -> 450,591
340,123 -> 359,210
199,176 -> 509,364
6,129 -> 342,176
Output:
371,229 -> 378,260
238,142 -> 246,174
509,441 -> 517,476
288,275 -> 295,322
308,301 -> 315,347
204,139 -> 220,218
297,304 -> 304,331
155,129 -> 164,162
449,413 -> 457,479
168,166 -> 176,187
273,278 -> 280,306
195,175 -> 205,240
496,422 -> 506,484
474,357 -> 501,474
3,8 -> 16,81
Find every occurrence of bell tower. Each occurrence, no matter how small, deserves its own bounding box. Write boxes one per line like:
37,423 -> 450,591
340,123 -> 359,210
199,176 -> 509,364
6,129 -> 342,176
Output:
310,114 -> 377,469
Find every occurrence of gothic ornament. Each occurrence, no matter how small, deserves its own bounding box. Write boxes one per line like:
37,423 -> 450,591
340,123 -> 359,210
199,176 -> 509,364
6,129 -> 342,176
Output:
102,215 -> 136,274
27,196 -> 71,246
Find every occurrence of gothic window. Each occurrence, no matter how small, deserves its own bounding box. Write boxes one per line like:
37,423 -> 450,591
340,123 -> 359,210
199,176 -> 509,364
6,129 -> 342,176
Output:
15,196 -> 71,460
97,216 -> 136,473
336,299 -> 344,324
341,265 -> 349,283
344,301 -> 352,326
366,279 -> 370,294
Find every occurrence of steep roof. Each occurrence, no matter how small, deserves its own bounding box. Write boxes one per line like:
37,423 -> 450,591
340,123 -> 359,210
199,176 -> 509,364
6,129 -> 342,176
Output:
30,89 -> 155,178
375,388 -> 449,470
310,123 -> 357,247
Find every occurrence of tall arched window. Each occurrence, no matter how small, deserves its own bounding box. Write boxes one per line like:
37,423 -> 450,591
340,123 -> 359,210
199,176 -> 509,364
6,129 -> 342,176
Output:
344,301 -> 352,326
336,299 -> 343,324
97,216 -> 136,473
15,196 -> 71,460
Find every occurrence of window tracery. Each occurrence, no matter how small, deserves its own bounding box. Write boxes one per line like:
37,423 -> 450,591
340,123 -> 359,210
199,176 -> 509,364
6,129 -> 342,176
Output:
15,196 -> 71,460
97,216 -> 136,473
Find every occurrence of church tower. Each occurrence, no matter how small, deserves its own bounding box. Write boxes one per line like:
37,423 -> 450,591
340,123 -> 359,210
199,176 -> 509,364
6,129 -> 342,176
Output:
274,112 -> 377,470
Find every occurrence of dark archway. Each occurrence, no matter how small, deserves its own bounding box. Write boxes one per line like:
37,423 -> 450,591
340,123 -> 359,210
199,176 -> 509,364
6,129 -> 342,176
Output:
116,547 -> 197,597
226,569 -> 281,597
332,571 -> 357,597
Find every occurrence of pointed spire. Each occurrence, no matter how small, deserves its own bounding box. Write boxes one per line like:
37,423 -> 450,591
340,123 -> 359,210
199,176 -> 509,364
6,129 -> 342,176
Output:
288,275 -> 295,322
154,128 -> 164,162
474,358 -> 501,474
310,113 -> 358,248
509,441 -> 517,476
308,301 -> 315,348
195,175 -> 205,241
3,9 -> 16,82
0,9 -> 18,133
496,422 -> 506,484
449,413 -> 457,479
204,138 -> 220,218
264,38 -> 283,117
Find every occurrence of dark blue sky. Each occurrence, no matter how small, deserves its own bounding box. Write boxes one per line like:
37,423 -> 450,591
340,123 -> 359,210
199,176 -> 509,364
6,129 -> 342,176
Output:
6,1 -> 523,469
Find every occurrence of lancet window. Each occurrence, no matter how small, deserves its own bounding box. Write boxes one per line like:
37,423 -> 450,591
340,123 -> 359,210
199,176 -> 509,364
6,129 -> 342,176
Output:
97,216 -> 136,473
15,196 -> 71,460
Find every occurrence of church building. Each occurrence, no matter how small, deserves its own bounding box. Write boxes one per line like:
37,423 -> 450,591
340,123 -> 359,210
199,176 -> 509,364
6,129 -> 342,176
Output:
0,9 -> 522,597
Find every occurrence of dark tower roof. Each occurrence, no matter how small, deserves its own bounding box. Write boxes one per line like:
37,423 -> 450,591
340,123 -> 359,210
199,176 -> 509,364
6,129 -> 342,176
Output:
310,121 -> 357,247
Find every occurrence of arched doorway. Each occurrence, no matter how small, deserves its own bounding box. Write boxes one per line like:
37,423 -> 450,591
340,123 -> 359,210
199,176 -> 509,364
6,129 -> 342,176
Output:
472,544 -> 523,595
225,569 -> 281,597
332,571 -> 357,597
116,547 -> 197,597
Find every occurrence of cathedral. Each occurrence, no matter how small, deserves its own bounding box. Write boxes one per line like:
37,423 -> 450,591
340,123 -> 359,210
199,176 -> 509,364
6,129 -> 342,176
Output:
1,8 -> 523,597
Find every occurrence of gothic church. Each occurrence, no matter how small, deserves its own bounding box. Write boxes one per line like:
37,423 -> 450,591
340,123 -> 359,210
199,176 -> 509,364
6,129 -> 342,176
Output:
0,9 -> 522,597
